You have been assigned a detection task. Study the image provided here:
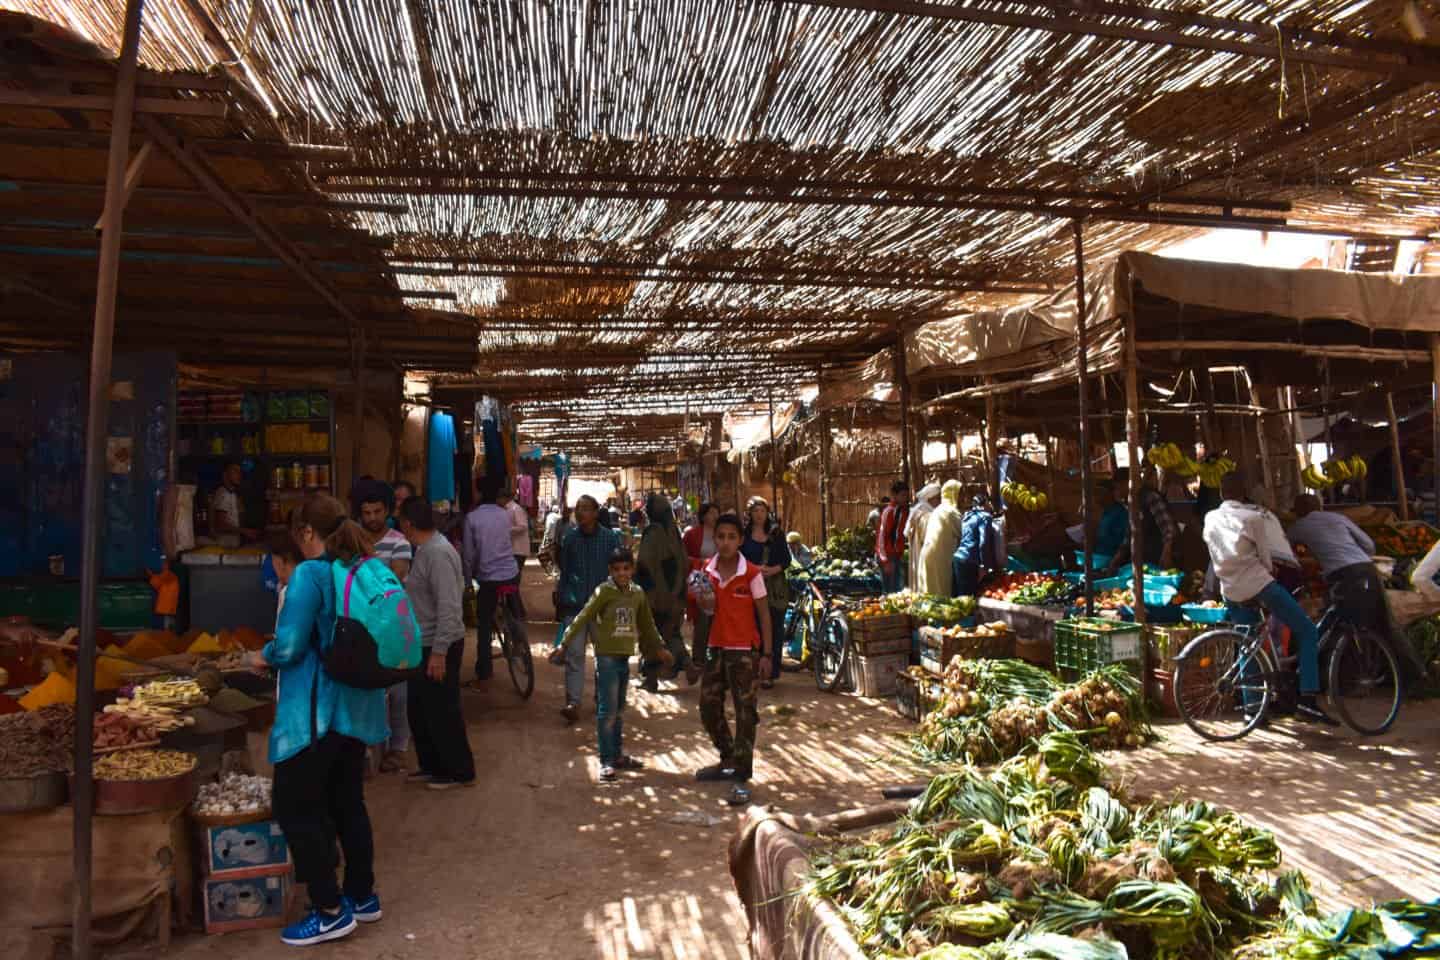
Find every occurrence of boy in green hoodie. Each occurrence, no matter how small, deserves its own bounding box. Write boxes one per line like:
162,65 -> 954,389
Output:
561,547 -> 674,781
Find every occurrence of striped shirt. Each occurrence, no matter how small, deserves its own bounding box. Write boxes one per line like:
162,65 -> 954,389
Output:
557,524 -> 621,614
371,528 -> 412,571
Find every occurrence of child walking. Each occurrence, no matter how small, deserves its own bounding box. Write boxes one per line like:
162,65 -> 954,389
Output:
692,513 -> 773,802
560,547 -> 673,781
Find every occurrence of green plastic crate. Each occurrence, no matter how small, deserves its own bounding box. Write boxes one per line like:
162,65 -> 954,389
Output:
1054,617 -> 1144,677
11,581 -> 153,631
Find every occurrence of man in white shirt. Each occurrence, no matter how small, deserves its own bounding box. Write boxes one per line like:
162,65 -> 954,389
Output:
1202,474 -> 1333,724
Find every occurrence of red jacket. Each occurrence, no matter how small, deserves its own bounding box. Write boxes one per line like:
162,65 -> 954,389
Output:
876,503 -> 910,563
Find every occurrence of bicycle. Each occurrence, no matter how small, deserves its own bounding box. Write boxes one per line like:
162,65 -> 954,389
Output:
493,583 -> 534,699
1171,591 -> 1402,741
786,564 -> 879,693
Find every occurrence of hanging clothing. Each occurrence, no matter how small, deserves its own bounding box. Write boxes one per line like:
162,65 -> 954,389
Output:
426,412 -> 456,504
919,481 -> 963,596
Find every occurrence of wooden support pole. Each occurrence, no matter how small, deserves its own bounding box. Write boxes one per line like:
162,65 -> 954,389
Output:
1321,358 -> 1334,504
1431,334 -> 1440,518
1125,280 -> 1147,626
1251,381 -> 1274,503
75,4 -> 145,957
819,408 -> 833,542
768,387 -> 779,517
983,387 -> 999,506
1073,220 -> 1095,616
1387,391 -> 1410,521
894,335 -> 914,489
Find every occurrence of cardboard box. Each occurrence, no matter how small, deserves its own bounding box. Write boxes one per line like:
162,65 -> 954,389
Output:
202,820 -> 291,875
203,865 -> 292,934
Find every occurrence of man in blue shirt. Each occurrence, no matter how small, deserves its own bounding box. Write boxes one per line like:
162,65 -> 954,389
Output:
553,495 -> 621,724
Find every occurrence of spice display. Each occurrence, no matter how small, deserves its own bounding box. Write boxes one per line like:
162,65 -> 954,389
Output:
0,704 -> 75,776
130,677 -> 208,708
93,711 -> 160,750
194,772 -> 272,818
17,671 -> 76,710
916,660 -> 1147,764
93,748 -> 196,781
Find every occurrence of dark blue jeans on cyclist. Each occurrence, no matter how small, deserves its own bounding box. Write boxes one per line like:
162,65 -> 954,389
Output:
1226,580 -> 1321,694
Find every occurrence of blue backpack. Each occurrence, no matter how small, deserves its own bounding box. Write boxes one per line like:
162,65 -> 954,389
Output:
322,556 -> 422,689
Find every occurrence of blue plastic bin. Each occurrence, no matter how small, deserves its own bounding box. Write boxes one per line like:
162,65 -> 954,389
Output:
1181,603 -> 1228,624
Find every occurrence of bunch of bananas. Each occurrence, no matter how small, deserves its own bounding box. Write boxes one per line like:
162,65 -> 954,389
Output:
1000,482 -> 1049,512
1303,455 -> 1367,490
1145,443 -> 1236,488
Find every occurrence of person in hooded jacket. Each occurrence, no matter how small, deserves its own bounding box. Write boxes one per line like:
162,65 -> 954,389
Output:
919,481 -> 964,596
906,482 -> 942,591
636,492 -> 698,690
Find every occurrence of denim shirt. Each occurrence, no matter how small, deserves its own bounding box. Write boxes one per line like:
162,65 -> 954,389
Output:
954,508 -> 995,568
261,557 -> 389,764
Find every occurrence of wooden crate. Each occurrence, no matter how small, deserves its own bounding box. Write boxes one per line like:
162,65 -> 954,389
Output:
851,632 -> 912,657
894,671 -> 943,722
917,624 -> 1014,675
1014,635 -> 1054,668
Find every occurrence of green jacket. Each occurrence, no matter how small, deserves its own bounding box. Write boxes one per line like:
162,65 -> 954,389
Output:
561,578 -> 664,659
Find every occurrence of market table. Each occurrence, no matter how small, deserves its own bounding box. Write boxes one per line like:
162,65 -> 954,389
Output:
728,802 -> 905,960
975,597 -> 1063,654
0,804 -> 192,957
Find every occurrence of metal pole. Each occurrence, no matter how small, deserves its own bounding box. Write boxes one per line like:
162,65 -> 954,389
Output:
1431,335 -> 1440,521
1072,220 -> 1095,617
76,3 -> 144,956
1321,357 -> 1334,504
351,325 -> 366,487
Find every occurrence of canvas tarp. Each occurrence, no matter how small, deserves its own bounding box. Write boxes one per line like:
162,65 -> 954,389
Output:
905,250 -> 1440,383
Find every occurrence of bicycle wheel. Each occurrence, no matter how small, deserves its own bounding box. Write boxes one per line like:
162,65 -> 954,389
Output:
1173,629 -> 1273,741
813,610 -> 850,693
497,611 -> 535,699
1327,624 -> 1400,735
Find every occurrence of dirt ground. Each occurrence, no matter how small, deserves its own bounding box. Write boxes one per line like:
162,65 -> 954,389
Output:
156,562 -> 1439,960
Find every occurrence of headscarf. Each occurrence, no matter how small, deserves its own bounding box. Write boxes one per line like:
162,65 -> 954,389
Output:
638,492 -> 688,610
941,479 -> 962,507
906,482 -> 942,545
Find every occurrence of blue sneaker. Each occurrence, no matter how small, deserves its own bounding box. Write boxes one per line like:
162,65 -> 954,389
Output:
343,893 -> 382,924
280,905 -> 356,946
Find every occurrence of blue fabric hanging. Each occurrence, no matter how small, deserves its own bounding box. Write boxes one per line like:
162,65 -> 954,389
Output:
427,411 -> 457,503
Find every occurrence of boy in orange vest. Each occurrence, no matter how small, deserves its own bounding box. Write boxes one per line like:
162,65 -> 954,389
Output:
692,513 -> 773,795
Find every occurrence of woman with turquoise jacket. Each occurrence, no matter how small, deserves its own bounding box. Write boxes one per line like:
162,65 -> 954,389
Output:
251,493 -> 389,947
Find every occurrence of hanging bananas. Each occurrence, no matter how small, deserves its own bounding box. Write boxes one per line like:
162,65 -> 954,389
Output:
1000,481 -> 1049,512
1304,455 -> 1367,490
1144,443 -> 1234,487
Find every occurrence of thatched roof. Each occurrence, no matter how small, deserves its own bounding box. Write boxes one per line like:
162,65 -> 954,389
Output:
4,2 -> 1440,462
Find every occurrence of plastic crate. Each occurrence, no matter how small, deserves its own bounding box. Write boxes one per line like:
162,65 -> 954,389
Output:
1053,617 -> 1144,676
1181,604 -> 1228,624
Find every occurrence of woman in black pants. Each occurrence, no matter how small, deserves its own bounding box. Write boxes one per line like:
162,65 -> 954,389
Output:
740,496 -> 792,688
251,494 -> 389,947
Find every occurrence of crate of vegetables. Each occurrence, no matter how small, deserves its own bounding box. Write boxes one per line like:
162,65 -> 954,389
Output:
893,668 -> 943,722
918,623 -> 1013,676
845,601 -> 912,652
1371,520 -> 1440,559
1053,617 -> 1144,679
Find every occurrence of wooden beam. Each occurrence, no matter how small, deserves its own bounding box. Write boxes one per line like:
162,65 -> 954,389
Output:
0,63 -> 229,91
1137,340 -> 1431,364
1123,280 -> 1146,628
0,125 -> 351,159
94,140 -> 153,230
324,167 -> 1292,213
332,181 -> 1293,231
0,178 -> 406,213
775,0 -> 1440,79
0,89 -> 227,117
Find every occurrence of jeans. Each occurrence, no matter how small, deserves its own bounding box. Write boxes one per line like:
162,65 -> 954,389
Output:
559,612 -> 592,707
271,732 -> 373,912
385,681 -> 409,753
595,654 -> 630,764
765,606 -> 785,680
1233,581 -> 1321,694
472,580 -> 501,680
408,642 -> 475,783
953,560 -> 980,599
881,560 -> 906,594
